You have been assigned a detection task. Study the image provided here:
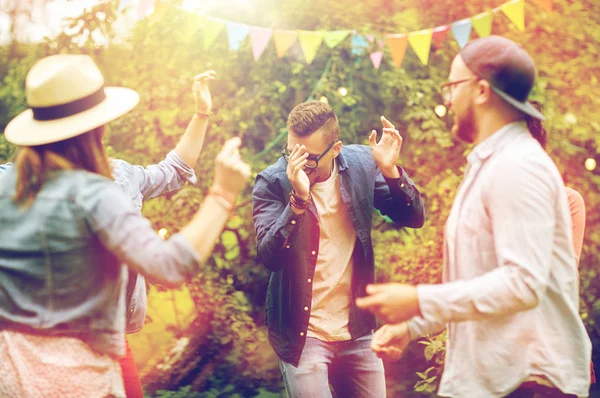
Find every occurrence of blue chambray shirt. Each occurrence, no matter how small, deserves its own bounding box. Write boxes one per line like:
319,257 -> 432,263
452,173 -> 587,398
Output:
0,164 -> 200,357
0,150 -> 197,334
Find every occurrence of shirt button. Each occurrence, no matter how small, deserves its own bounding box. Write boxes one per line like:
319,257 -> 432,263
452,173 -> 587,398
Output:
304,306 -> 309,311
400,183 -> 405,188
307,278 -> 312,283
291,220 -> 297,225
286,245 -> 290,249
311,251 -> 316,255
300,332 -> 305,337
407,203 -> 411,206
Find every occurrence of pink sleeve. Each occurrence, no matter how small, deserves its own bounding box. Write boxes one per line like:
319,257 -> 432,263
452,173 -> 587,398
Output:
565,187 -> 586,266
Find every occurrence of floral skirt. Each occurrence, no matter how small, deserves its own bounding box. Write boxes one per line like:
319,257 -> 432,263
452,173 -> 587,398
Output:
0,330 -> 125,398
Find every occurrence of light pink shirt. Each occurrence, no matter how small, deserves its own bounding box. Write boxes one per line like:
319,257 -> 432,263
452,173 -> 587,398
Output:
408,122 -> 592,397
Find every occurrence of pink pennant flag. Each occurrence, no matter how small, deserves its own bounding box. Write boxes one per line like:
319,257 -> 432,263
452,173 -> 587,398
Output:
250,26 -> 273,61
370,51 -> 383,70
137,0 -> 154,20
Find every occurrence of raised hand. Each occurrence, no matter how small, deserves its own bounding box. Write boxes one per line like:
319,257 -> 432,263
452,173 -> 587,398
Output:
212,137 -> 251,204
356,283 -> 420,324
371,323 -> 411,362
368,116 -> 402,178
193,70 -> 216,114
285,144 -> 310,200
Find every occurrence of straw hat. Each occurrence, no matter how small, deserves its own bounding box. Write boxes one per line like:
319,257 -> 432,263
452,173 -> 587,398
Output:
4,54 -> 139,146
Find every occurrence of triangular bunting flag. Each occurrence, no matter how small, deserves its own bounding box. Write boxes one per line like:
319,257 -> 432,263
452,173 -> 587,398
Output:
370,51 -> 383,70
386,34 -> 409,68
471,11 -> 494,38
273,30 -> 297,58
298,30 -> 324,64
227,22 -> 249,52
451,19 -> 472,48
250,26 -> 273,61
431,25 -> 450,50
147,1 -> 168,28
351,34 -> 370,56
179,14 -> 203,42
323,30 -> 350,49
408,29 -> 433,65
531,0 -> 553,12
203,18 -> 225,50
500,0 -> 525,32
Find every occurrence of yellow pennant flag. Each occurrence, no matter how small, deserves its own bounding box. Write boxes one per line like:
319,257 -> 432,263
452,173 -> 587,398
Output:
298,30 -> 324,64
147,1 -> 168,27
179,14 -> 203,43
323,30 -> 351,49
471,11 -> 494,38
408,29 -> 432,65
386,34 -> 409,68
203,18 -> 225,49
273,30 -> 298,58
500,0 -> 525,32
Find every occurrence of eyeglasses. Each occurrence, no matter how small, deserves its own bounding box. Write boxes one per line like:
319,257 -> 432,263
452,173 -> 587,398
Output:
440,77 -> 479,106
281,141 -> 336,169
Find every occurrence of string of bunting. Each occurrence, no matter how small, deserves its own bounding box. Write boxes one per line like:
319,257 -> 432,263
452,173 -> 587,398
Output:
132,0 -> 552,69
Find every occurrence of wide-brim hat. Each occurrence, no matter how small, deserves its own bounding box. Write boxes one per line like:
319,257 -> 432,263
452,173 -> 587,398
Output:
4,54 -> 139,146
460,35 -> 545,121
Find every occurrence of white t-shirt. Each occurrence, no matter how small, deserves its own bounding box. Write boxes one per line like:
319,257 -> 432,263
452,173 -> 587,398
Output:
307,161 -> 357,342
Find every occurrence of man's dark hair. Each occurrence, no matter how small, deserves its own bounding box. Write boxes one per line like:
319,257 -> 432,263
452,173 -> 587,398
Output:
287,100 -> 340,144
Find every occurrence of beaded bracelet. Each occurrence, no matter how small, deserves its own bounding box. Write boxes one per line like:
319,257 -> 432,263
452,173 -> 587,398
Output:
208,188 -> 235,212
289,190 -> 311,210
196,110 -> 213,118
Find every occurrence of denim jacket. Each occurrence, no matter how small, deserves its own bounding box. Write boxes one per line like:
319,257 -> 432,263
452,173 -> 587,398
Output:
252,145 -> 425,366
1,151 -> 197,334
0,165 -> 199,357
110,151 -> 197,333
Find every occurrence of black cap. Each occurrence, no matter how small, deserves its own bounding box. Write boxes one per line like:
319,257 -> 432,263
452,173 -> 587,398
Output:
460,35 -> 544,120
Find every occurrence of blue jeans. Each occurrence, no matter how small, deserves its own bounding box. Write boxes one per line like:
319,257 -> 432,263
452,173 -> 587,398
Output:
279,333 -> 386,398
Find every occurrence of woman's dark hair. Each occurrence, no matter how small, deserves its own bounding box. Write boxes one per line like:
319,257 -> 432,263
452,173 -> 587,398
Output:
526,100 -> 547,149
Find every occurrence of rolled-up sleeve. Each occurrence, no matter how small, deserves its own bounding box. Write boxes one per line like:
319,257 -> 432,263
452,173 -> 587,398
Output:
416,159 -> 557,325
80,179 -> 200,288
374,166 -> 425,228
0,163 -> 12,173
112,151 -> 197,200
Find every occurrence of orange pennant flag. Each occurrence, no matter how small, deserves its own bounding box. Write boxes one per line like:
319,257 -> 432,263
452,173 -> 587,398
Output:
531,0 -> 553,12
500,0 -> 525,32
273,30 -> 298,58
386,34 -> 409,68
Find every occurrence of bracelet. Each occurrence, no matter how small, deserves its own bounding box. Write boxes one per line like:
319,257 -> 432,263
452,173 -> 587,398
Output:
289,190 -> 311,210
196,110 -> 213,118
207,189 -> 235,212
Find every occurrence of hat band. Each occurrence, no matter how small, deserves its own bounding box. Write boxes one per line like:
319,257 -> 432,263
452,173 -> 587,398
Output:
32,87 -> 106,121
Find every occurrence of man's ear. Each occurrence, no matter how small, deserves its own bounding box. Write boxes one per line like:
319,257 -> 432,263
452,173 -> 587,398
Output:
474,79 -> 492,106
333,140 -> 343,157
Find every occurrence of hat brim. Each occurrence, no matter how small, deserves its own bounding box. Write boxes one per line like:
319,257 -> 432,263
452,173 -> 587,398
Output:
4,87 -> 139,146
491,86 -> 545,121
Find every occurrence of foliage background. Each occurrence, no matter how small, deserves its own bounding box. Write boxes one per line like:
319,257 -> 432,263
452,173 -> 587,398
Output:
0,0 -> 598,396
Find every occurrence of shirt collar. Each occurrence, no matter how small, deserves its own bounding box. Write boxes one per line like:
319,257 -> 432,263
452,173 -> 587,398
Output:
336,146 -> 349,172
467,121 -> 528,165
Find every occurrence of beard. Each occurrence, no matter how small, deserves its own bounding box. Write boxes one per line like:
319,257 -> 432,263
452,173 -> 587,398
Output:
307,160 -> 334,185
452,102 -> 477,144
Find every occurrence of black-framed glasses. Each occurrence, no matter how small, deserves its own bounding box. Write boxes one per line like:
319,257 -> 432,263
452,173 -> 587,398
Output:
281,141 -> 336,169
440,77 -> 479,105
